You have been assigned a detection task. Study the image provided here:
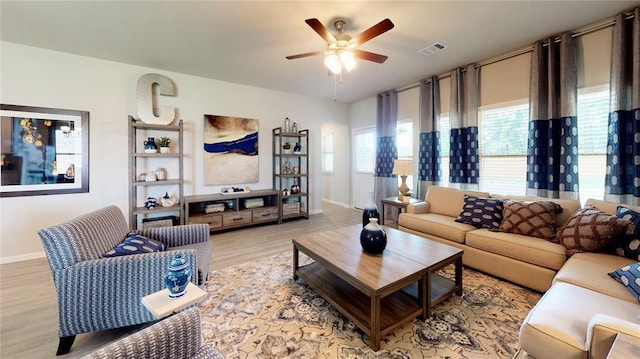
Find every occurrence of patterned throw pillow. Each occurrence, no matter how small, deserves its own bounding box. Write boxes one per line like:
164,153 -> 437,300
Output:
454,195 -> 503,230
103,233 -> 166,258
556,207 -> 630,256
613,206 -> 640,261
500,200 -> 561,241
608,262 -> 640,303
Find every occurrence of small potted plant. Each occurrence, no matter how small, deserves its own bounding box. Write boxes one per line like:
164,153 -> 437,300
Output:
158,137 -> 171,153
282,142 -> 292,154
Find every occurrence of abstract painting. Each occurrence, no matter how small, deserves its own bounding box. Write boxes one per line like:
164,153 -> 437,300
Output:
203,115 -> 258,185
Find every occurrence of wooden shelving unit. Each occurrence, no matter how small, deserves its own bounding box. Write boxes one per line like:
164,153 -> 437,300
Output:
128,116 -> 184,230
272,127 -> 309,222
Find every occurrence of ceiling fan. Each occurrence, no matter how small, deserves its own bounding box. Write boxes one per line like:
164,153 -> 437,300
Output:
286,18 -> 394,74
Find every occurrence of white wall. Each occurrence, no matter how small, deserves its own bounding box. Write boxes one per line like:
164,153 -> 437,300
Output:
0,41 -> 349,263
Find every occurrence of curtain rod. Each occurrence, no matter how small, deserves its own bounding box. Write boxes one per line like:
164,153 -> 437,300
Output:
396,9 -> 636,94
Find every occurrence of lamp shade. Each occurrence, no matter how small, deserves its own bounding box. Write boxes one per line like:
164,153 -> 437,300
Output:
392,160 -> 413,176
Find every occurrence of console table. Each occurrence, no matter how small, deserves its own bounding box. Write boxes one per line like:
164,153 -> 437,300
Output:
380,197 -> 422,225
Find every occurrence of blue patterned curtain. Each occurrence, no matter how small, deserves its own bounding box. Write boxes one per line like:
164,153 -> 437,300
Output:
526,33 -> 579,200
416,76 -> 441,199
605,9 -> 640,205
449,65 -> 479,189
374,90 -> 398,217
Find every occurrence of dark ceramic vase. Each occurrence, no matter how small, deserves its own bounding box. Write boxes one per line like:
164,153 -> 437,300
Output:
362,191 -> 380,227
164,254 -> 191,298
360,218 -> 387,254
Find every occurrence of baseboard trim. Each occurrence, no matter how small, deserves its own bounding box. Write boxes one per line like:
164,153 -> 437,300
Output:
322,199 -> 352,209
0,251 -> 46,264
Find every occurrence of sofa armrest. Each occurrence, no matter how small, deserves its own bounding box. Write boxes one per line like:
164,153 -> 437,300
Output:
586,313 -> 640,359
407,201 -> 431,214
136,223 -> 210,248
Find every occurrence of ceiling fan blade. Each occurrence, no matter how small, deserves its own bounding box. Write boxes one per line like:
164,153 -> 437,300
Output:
286,51 -> 325,60
351,18 -> 394,46
353,49 -> 388,63
305,18 -> 336,44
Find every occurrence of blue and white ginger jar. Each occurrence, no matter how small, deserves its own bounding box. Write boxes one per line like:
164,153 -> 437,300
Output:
360,218 -> 387,254
164,254 -> 191,298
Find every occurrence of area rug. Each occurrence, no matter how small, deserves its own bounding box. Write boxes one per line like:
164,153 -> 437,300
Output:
199,252 -> 541,358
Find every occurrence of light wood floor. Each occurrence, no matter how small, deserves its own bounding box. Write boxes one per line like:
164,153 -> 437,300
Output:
0,202 -> 362,359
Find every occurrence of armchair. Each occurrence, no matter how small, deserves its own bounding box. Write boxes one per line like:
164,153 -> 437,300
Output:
38,205 -> 213,355
80,307 -> 223,359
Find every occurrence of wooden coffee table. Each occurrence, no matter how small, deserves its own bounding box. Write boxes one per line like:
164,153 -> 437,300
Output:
292,224 -> 463,351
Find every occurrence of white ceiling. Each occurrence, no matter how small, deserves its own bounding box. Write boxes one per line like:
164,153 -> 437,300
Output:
1,1 -> 639,104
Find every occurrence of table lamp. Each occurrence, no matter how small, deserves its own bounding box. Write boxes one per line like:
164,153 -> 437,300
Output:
392,159 -> 413,200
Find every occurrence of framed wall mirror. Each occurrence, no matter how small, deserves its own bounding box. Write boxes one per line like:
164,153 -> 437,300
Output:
1,104 -> 89,197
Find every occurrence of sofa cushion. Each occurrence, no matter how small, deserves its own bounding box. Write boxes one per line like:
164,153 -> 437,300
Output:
103,233 -> 165,258
491,194 -> 581,228
500,200 -> 560,241
612,206 -> 640,261
425,186 -> 490,218
398,213 -> 475,244
454,195 -> 503,229
519,282 -> 640,359
553,252 -> 638,303
556,207 -> 630,256
465,229 -> 567,270
608,262 -> 640,303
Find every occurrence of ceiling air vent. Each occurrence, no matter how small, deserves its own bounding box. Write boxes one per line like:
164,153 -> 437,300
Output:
419,42 -> 447,57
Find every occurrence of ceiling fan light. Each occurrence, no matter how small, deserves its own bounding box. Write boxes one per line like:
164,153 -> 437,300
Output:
340,51 -> 356,71
324,53 -> 342,74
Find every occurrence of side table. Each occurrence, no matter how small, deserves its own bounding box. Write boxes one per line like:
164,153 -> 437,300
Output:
141,282 -> 207,319
379,197 -> 422,225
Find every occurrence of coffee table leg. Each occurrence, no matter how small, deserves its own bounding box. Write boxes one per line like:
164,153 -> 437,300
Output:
293,244 -> 299,280
419,274 -> 427,320
371,295 -> 381,351
426,271 -> 433,317
455,256 -> 463,296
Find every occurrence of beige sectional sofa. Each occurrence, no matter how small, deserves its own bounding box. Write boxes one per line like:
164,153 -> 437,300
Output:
397,186 -> 640,359
398,186 -> 581,292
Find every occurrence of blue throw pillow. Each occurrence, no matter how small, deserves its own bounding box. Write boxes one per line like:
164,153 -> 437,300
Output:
103,233 -> 165,258
614,206 -> 640,261
454,195 -> 504,230
608,262 -> 640,303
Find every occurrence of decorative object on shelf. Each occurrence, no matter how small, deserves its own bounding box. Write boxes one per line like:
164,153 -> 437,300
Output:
283,117 -> 291,133
154,168 -> 166,181
138,173 -> 147,182
362,191 -> 380,227
281,161 -> 292,175
283,202 -> 301,215
282,188 -> 289,196
360,218 -> 387,254
221,186 -> 249,194
392,159 -> 413,200
158,137 -> 171,153
290,182 -> 300,194
204,203 -> 225,213
291,122 -> 298,133
164,253 -> 191,298
160,192 -> 176,207
144,197 -> 159,209
282,142 -> 293,154
145,172 -> 157,182
292,165 -> 299,174
244,198 -> 265,209
137,73 -> 176,125
293,142 -> 302,153
204,114 -> 259,185
144,137 -> 158,153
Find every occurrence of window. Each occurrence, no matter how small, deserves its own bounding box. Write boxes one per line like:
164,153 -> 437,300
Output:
354,131 -> 375,173
439,114 -> 450,187
478,101 -> 529,195
396,121 -> 414,187
577,85 -> 609,204
322,134 -> 334,172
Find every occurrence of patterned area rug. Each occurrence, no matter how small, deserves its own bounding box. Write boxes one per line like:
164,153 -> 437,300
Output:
200,252 -> 541,358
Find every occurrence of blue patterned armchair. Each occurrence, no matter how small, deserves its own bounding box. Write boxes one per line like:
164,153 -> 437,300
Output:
38,205 -> 213,356
80,307 -> 222,359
